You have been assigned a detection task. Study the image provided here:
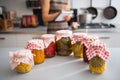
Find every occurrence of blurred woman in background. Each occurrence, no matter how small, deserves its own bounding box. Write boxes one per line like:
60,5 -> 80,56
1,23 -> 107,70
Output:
42,0 -> 71,34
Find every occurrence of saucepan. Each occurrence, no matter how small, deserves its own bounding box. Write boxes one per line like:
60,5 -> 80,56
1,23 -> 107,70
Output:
86,0 -> 98,19
103,0 -> 117,19
79,11 -> 92,25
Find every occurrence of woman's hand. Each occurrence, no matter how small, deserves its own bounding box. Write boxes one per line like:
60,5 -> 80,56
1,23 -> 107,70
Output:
63,15 -> 71,21
61,5 -> 71,21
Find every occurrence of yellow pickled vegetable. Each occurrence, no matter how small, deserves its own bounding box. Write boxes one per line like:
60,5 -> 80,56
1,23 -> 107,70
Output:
15,62 -> 32,73
32,49 -> 45,64
71,42 -> 83,58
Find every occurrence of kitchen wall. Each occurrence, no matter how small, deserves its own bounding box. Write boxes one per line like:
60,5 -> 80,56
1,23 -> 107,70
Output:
71,0 -> 120,25
0,0 -> 33,17
0,0 -> 120,25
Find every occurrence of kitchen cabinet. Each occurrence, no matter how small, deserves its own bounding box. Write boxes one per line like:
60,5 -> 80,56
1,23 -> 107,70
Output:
88,32 -> 120,48
0,34 -> 17,47
0,33 -> 41,48
0,32 -> 119,48
73,27 -> 120,48
15,34 -> 41,47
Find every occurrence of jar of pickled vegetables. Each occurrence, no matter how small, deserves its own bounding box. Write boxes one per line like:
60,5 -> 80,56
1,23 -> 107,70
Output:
25,39 -> 45,64
41,34 -> 56,58
82,35 -> 99,63
71,33 -> 87,58
55,30 -> 72,56
9,49 -> 34,73
86,40 -> 109,73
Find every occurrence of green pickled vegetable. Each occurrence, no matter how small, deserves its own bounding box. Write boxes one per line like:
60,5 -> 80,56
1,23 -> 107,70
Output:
89,56 -> 105,68
56,37 -> 72,56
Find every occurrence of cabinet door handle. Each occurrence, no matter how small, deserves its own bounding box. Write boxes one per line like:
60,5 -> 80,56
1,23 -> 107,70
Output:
0,37 -> 5,40
99,37 -> 110,39
32,37 -> 40,39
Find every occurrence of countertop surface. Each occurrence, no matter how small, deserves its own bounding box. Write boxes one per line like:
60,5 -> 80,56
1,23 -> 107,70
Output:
0,26 -> 47,34
0,48 -> 120,80
0,24 -> 120,34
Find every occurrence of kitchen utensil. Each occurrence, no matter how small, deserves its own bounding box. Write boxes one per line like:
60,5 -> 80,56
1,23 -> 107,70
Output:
103,0 -> 117,19
86,0 -> 98,19
79,11 -> 92,25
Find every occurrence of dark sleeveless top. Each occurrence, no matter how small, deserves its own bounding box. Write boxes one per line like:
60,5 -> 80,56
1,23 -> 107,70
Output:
47,0 -> 69,34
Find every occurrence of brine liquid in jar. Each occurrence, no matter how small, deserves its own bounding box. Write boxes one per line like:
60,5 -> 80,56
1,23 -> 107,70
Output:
55,30 -> 72,56
41,34 -> 56,58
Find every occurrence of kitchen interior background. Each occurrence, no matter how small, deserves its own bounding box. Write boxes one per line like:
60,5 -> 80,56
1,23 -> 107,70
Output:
0,0 -> 120,25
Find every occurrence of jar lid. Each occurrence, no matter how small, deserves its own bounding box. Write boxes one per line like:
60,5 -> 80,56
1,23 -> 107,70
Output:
55,30 -> 72,41
72,33 -> 87,44
25,39 -> 44,50
86,40 -> 109,61
41,34 -> 55,39
9,49 -> 34,70
55,30 -> 72,35
41,34 -> 55,48
82,35 -> 99,48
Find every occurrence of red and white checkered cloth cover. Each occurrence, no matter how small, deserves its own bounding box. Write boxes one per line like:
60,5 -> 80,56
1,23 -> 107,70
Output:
9,49 -> 34,70
71,33 -> 87,44
41,34 -> 55,48
82,35 -> 99,48
86,40 -> 109,61
55,30 -> 72,41
25,39 -> 44,50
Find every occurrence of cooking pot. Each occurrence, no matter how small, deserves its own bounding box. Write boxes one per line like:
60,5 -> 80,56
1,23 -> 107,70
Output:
86,0 -> 98,19
103,0 -> 117,19
79,11 -> 92,25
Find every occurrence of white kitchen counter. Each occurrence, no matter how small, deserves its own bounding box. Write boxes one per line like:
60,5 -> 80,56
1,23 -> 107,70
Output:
0,48 -> 120,80
1,25 -> 120,47
0,24 -> 120,34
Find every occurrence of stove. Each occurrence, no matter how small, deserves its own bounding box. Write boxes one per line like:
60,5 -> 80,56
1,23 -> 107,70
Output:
79,23 -> 116,29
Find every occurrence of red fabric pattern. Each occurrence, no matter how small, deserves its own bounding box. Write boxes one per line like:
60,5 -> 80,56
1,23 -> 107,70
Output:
86,41 -> 109,61
25,39 -> 44,50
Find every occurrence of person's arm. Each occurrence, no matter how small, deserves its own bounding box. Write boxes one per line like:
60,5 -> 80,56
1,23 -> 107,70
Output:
42,0 -> 60,26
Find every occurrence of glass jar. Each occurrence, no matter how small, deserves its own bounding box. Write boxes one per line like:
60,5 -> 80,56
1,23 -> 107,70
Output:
82,35 -> 99,63
9,49 -> 34,73
71,33 -> 87,58
25,39 -> 45,64
89,56 -> 106,74
41,34 -> 55,58
55,30 -> 72,56
83,44 -> 89,63
86,40 -> 109,73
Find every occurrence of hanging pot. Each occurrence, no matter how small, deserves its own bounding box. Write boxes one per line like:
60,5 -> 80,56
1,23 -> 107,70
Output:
103,0 -> 117,19
86,0 -> 98,19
